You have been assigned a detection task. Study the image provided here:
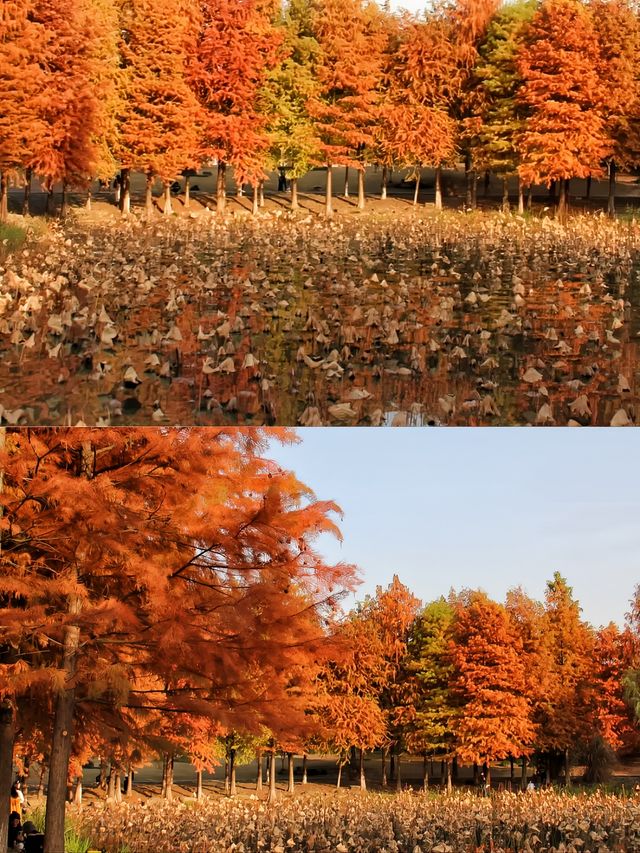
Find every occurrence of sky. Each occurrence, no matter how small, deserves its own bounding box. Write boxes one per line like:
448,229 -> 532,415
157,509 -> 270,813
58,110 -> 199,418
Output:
267,429 -> 640,629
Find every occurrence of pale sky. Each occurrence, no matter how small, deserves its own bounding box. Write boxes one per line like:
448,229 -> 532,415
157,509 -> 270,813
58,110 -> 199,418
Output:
267,429 -> 640,629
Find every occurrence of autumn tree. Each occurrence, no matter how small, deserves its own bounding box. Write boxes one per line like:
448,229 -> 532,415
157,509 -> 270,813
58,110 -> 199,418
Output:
402,598 -> 457,790
537,572 -> 595,784
382,14 -> 458,208
590,0 -> 640,216
28,0 -> 106,215
315,611 -> 388,789
474,0 -> 536,212
189,0 -> 281,212
261,0 -> 321,209
116,0 -> 201,216
516,0 -> 611,217
0,0 -> 45,221
0,428 -> 357,853
449,590 -> 536,784
590,622 -> 639,771
309,0 -> 387,214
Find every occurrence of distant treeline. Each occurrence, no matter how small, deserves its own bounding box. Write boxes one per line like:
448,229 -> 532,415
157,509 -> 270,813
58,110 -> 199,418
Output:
1,0 -> 638,221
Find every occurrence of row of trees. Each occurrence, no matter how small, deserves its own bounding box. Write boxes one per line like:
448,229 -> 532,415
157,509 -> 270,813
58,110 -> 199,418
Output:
2,0 -> 640,222
1,429 -> 640,852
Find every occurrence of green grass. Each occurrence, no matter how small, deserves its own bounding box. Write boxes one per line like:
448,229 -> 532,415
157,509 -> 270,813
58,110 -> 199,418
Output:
0,221 -> 28,255
24,804 -> 92,853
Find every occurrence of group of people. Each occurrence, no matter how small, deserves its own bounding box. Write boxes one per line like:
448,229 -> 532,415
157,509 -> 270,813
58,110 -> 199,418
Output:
7,781 -> 44,852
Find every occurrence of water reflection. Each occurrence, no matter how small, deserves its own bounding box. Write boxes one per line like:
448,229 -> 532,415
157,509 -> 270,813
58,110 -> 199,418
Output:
1,211 -> 639,426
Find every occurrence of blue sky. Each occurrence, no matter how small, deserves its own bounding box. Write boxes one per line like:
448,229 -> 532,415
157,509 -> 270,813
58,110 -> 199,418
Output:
267,429 -> 640,629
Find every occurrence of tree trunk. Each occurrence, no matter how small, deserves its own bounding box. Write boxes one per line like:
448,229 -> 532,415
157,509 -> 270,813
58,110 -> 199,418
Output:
348,746 -> 357,784
98,760 -> 108,791
381,165 -> 388,200
23,168 -> 32,216
0,700 -> 16,852
325,165 -> 333,218
435,165 -> 442,210
484,170 -> 490,197
60,182 -> 69,218
287,753 -> 295,793
229,748 -> 236,797
290,177 -> 298,210
471,170 -> 477,209
125,768 -> 133,798
145,174 -> 154,217
86,187 -> 92,211
527,184 -> 532,211
256,752 -> 262,792
549,180 -> 556,204
302,754 -> 308,785
37,765 -> 46,798
381,748 -> 387,787
390,750 -> 396,783
586,174 -> 592,200
359,749 -> 366,790
259,181 -> 264,207
223,757 -> 229,795
557,179 -> 568,220
422,754 -> 428,791
162,754 -> 174,800
465,152 -> 472,208
564,748 -> 571,787
184,175 -> 190,210
485,763 -> 491,788
73,776 -> 82,806
268,750 -> 277,803
216,162 -> 226,212
195,768 -> 203,800
120,169 -> 131,214
446,759 -> 452,794
115,770 -> 123,803
413,170 -> 420,206
343,165 -> 349,197
45,186 -> 54,216
502,176 -> 509,212
521,756 -> 527,791
608,161 -> 616,218
517,178 -> 524,214
357,168 -> 365,210
163,182 -> 173,216
43,556 -> 82,853
0,172 -> 8,223
395,751 -> 402,792
510,757 -> 515,785
336,762 -> 342,789
107,767 -> 115,801
252,183 -> 259,216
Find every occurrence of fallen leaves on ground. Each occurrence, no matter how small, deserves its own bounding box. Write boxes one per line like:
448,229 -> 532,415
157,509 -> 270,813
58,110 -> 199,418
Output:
2,210 -> 640,425
76,789 -> 640,852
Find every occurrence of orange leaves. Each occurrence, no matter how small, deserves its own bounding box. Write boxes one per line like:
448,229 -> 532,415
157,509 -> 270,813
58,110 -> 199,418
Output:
117,0 -> 202,181
516,0 -> 612,185
0,427 -> 358,776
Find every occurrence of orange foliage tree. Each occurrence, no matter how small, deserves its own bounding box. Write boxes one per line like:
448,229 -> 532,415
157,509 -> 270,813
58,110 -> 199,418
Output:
516,0 -> 611,216
537,572 -> 595,784
449,591 -> 536,784
0,428 -> 357,852
189,0 -> 281,212
381,14 -> 458,208
116,0 -> 202,216
0,0 -> 45,221
309,0 -> 387,215
590,0 -> 640,216
29,0 -> 104,215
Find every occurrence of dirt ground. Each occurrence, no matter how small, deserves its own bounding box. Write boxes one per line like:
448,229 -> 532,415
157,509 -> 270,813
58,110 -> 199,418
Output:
6,165 -> 640,223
